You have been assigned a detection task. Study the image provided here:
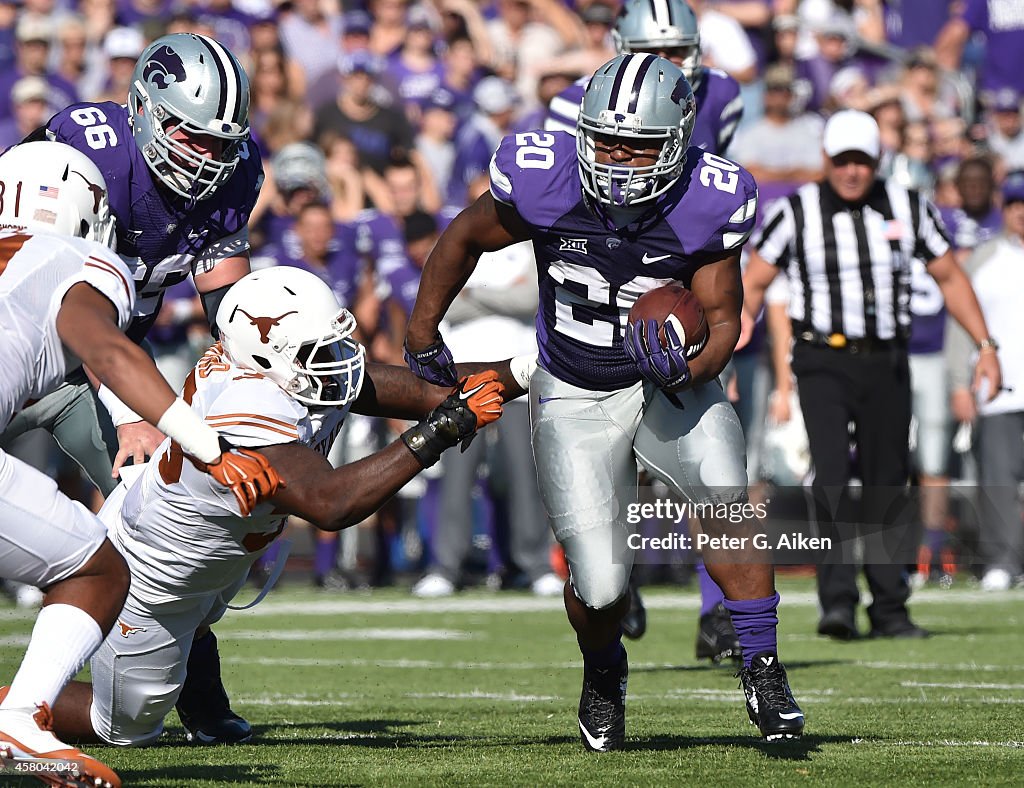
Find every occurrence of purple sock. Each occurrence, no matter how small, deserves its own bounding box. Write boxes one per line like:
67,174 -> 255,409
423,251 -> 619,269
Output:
723,592 -> 780,668
579,632 -> 625,669
257,540 -> 282,571
925,528 -> 947,556
697,562 -> 726,616
314,536 -> 339,578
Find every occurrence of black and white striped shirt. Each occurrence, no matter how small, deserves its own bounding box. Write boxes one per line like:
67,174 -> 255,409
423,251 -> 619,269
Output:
754,179 -> 951,341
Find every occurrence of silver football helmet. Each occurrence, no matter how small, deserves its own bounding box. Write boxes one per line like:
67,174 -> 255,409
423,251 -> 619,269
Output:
577,54 -> 696,208
0,141 -> 117,249
271,143 -> 331,202
129,33 -> 250,201
217,267 -> 365,410
612,0 -> 702,86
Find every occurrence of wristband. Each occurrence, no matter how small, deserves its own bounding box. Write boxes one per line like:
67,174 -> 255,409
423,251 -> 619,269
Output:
97,385 -> 143,427
509,353 -> 538,390
977,337 -> 999,353
156,398 -> 222,464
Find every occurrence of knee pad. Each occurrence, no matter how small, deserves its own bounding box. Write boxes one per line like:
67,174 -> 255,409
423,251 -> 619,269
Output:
562,527 -> 631,610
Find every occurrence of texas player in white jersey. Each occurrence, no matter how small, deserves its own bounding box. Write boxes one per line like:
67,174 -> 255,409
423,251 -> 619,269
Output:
0,143 -> 283,787
43,265 -> 518,748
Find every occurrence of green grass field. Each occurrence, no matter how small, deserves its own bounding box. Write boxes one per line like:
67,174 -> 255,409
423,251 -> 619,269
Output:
1,578 -> 1022,786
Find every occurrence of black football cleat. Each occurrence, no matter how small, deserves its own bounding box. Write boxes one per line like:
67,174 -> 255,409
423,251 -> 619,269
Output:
176,631 -> 253,744
620,579 -> 647,640
578,653 -> 628,752
737,651 -> 804,741
696,602 -> 742,663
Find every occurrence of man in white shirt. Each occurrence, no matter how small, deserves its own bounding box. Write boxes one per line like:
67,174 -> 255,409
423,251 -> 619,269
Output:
947,172 -> 1024,591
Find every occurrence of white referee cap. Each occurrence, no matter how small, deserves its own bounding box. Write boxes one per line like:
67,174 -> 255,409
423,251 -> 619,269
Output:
823,109 -> 880,160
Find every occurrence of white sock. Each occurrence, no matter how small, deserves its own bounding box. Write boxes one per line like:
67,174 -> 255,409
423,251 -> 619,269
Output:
1,604 -> 103,710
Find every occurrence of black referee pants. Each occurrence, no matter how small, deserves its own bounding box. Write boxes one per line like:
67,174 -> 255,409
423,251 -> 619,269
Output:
792,343 -> 918,630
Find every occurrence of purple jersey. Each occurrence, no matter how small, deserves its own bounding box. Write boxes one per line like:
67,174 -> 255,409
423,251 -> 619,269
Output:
45,101 -> 263,339
961,0 -> 1024,93
490,130 -> 756,390
545,67 -> 742,156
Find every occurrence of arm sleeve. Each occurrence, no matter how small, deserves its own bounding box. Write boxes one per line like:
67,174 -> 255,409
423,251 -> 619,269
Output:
200,284 -> 232,334
191,226 -> 250,276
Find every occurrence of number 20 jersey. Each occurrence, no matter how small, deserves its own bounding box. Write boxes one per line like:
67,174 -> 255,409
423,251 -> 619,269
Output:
489,130 -> 757,391
112,345 -> 345,606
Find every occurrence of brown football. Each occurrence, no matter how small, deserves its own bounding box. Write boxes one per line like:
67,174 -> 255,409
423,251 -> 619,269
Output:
628,284 -> 709,360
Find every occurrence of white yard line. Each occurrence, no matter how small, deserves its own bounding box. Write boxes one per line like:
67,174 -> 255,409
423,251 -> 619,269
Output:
219,588 -> 1018,618
900,681 -> 1024,690
219,628 -> 475,641
222,655 -> 1024,675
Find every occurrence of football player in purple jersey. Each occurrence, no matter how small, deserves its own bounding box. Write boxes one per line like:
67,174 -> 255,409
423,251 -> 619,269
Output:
546,0 -> 743,156
405,54 -> 804,750
546,0 -> 744,657
0,33 -> 264,746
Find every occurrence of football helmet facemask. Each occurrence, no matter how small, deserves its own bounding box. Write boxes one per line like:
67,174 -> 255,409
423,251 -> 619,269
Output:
217,267 -> 365,411
0,141 -> 117,249
577,54 -> 696,208
612,0 -> 702,86
129,33 -> 250,201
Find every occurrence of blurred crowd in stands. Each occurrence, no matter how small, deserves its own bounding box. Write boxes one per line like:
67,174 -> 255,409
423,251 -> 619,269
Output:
2,0 -> 1022,598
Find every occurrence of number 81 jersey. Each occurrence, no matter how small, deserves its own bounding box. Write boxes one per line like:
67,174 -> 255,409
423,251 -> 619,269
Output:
489,129 -> 757,391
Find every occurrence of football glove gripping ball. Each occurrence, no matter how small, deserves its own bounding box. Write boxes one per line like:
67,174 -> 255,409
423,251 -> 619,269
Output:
402,371 -> 504,467
193,441 -> 285,516
624,318 -> 692,390
404,333 -> 459,387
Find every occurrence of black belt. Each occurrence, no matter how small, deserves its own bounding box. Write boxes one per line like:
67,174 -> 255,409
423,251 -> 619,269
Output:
794,330 -> 901,354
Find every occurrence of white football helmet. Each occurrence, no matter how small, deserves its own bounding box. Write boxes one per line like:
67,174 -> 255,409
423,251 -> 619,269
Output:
129,33 -> 250,201
577,54 -> 696,207
217,267 -> 365,410
0,141 -> 116,249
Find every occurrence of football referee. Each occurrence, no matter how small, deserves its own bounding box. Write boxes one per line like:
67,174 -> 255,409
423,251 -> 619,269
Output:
741,110 -> 1002,640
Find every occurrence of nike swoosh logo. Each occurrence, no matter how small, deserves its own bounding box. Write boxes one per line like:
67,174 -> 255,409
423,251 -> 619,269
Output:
642,253 -> 671,264
459,383 -> 486,400
778,712 -> 804,720
578,719 -> 608,750
537,396 -> 561,404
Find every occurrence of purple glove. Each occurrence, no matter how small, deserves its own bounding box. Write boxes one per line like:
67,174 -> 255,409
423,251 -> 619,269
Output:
404,334 -> 459,387
624,318 -> 691,389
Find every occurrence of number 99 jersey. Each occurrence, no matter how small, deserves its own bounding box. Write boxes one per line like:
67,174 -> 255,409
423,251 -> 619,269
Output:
488,129 -> 757,391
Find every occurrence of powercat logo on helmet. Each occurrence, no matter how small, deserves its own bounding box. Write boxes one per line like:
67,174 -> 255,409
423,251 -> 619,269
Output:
143,45 -> 187,90
670,77 -> 694,114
